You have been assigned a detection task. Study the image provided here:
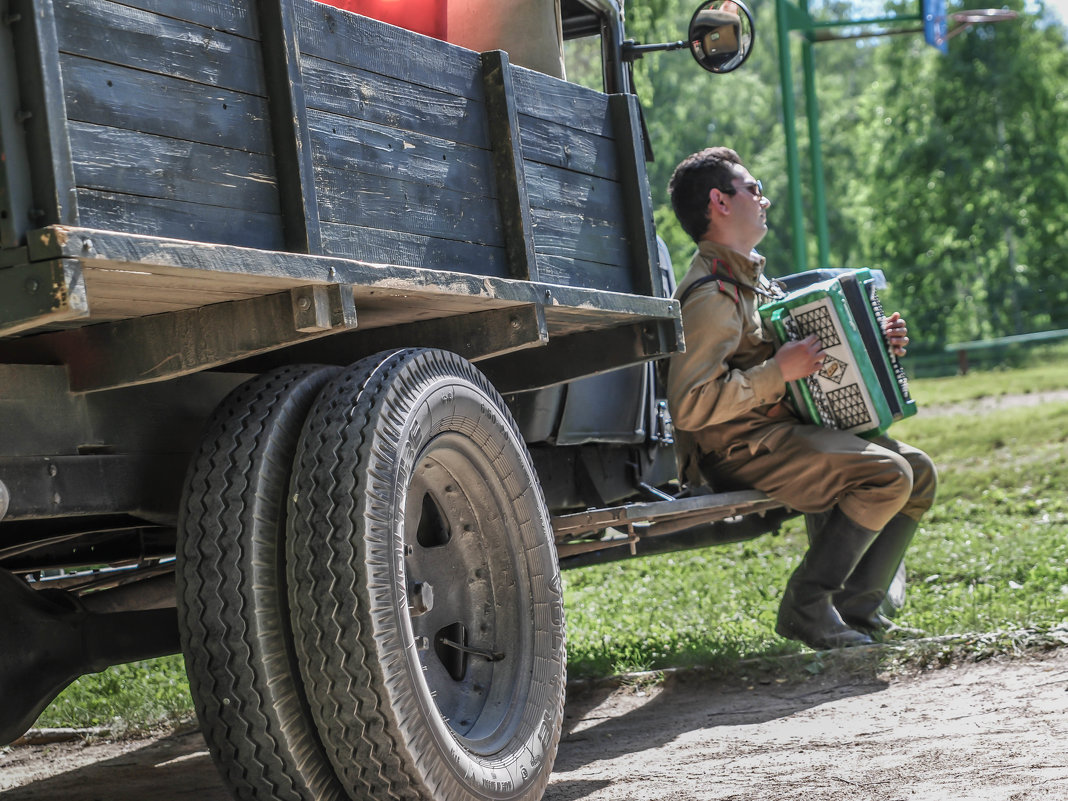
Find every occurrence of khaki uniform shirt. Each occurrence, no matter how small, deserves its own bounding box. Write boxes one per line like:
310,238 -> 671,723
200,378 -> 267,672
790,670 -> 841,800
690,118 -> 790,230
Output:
667,240 -> 789,486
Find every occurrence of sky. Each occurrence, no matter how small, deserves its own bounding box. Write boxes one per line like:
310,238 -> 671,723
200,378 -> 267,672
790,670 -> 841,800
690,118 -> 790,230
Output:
1027,0 -> 1068,24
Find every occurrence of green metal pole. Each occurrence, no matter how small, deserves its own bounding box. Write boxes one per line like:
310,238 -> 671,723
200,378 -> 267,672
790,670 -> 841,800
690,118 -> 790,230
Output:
800,0 -> 830,271
776,0 -> 807,273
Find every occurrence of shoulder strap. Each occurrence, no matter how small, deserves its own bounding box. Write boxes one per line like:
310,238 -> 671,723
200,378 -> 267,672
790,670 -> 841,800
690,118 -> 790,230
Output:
678,258 -> 777,307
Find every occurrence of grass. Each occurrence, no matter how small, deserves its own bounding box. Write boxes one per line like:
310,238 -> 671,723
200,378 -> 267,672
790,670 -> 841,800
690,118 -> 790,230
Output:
30,358 -> 1068,730
561,362 -> 1068,678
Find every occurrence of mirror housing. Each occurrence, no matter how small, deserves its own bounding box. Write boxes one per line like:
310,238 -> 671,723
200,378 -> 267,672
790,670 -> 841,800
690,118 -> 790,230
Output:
688,0 -> 755,73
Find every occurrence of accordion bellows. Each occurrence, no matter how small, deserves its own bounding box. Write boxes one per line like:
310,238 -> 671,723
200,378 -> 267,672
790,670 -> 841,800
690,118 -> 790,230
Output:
759,268 -> 917,437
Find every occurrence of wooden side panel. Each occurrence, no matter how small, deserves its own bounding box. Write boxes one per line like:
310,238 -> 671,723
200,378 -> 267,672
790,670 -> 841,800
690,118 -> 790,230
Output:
52,0 -> 284,249
512,68 -> 635,294
295,0 -> 638,291
295,1 -> 511,277
15,0 -> 649,298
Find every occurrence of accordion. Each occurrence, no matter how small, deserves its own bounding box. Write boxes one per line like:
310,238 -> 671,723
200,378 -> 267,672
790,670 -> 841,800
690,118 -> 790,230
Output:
758,268 -> 917,437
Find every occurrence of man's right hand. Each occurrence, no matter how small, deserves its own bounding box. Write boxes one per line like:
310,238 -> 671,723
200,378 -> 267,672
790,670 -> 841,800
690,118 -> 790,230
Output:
775,334 -> 824,382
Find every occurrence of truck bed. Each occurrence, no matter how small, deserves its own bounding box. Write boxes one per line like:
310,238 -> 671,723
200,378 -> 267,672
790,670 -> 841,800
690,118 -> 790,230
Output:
0,0 -> 680,393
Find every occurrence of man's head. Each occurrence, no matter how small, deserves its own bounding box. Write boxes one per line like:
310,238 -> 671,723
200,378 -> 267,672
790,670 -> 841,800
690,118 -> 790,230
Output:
668,146 -> 770,253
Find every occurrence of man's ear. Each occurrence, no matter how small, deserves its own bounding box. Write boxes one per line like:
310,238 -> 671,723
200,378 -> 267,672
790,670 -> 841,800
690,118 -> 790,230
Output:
708,187 -> 731,217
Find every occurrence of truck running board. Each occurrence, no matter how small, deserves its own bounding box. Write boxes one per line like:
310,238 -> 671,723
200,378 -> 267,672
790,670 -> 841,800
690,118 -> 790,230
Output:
552,489 -> 791,564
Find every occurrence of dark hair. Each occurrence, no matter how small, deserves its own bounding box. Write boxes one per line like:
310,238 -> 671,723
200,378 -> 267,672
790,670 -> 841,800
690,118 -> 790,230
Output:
667,146 -> 743,243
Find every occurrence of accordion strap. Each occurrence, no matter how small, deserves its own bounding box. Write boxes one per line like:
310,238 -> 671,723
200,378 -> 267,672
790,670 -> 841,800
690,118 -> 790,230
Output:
678,258 -> 779,307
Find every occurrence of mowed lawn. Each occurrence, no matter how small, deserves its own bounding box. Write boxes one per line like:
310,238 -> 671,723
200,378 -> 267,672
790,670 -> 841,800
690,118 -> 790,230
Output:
33,358 -> 1068,728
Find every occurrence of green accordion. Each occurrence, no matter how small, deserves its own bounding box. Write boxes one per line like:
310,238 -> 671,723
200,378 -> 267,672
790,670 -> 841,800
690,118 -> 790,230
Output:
759,268 -> 917,437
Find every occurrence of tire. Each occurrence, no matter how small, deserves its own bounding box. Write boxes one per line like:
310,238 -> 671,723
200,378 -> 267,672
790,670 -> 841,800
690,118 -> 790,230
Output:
287,348 -> 566,801
177,365 -> 347,801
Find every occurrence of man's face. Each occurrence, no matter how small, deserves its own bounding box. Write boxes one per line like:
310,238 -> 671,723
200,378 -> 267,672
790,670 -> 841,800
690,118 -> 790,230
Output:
726,165 -> 771,250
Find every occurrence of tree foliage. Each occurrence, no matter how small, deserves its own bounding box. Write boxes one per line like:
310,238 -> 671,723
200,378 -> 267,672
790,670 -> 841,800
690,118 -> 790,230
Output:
621,0 -> 1068,346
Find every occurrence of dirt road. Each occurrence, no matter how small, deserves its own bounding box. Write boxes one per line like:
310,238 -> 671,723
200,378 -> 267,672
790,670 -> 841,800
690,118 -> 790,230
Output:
3,647 -> 1067,801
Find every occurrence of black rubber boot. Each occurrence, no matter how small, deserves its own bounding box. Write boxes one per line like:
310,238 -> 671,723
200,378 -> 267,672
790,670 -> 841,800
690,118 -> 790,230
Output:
835,514 -> 919,633
776,508 -> 880,650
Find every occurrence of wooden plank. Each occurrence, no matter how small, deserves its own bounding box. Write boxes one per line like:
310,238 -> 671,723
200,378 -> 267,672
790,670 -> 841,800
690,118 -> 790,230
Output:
519,115 -> 619,182
295,0 -> 484,98
316,169 -> 503,247
529,207 -> 631,267
76,190 -> 285,251
256,0 -> 320,252
89,0 -> 260,39
536,255 -> 632,294
481,50 -> 538,282
319,221 -> 510,277
301,55 -> 489,149
28,226 -> 680,324
524,160 -> 626,227
53,0 -> 267,96
27,284 -> 357,392
61,55 -> 272,153
610,93 -> 659,298
10,0 -> 78,228
228,304 -> 549,374
0,247 -> 29,269
0,259 -> 88,336
308,111 -> 496,197
69,122 -> 280,213
0,18 -> 32,249
511,66 -> 612,136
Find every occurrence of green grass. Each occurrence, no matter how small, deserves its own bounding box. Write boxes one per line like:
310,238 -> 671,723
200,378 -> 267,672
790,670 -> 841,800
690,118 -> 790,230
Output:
35,654 -> 192,731
32,360 -> 1068,729
562,363 -> 1068,679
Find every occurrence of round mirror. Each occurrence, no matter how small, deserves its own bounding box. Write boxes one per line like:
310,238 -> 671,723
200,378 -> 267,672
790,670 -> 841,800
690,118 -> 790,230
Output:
687,0 -> 755,74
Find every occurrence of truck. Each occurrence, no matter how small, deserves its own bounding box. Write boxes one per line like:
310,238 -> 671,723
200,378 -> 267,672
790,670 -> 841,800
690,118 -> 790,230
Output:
0,0 -> 787,798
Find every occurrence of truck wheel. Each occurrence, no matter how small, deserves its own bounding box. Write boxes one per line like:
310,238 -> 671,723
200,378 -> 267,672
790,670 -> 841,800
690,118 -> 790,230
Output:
287,348 -> 565,801
177,365 -> 347,801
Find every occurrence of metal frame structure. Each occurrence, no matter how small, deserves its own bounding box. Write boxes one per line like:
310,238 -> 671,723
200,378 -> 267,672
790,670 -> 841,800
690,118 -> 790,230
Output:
773,0 -> 1014,273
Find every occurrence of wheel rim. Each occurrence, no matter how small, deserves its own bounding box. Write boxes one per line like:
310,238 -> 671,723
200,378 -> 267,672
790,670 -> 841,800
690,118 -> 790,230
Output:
403,431 -> 532,755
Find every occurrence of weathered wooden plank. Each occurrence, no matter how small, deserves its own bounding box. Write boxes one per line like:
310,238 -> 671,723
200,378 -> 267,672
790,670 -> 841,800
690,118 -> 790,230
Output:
256,0 -> 321,252
53,0 -> 267,96
228,304 -> 548,374
0,20 -> 32,249
27,226 -> 680,325
511,66 -> 612,135
610,93 -> 660,298
319,221 -> 510,277
316,168 -> 503,247
301,55 -> 489,149
0,259 -> 88,336
295,0 -> 484,98
518,113 -> 619,180
82,273 -> 272,309
536,255 -> 632,294
529,207 -> 630,267
61,55 -> 272,154
481,51 -> 538,282
76,190 -> 285,251
524,160 -> 626,226
9,0 -> 78,228
93,0 -> 259,39
0,247 -> 29,269
69,123 -> 280,213
31,284 -> 357,392
307,111 -> 496,198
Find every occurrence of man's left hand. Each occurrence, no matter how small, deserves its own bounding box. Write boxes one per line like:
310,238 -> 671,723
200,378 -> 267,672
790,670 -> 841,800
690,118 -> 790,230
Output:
883,312 -> 909,356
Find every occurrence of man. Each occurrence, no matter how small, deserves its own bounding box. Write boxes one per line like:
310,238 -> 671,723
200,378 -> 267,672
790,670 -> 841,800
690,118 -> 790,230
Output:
666,147 -> 937,650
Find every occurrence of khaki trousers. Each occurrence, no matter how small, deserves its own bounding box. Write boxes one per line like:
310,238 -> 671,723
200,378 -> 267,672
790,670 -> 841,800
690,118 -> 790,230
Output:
706,425 -> 937,532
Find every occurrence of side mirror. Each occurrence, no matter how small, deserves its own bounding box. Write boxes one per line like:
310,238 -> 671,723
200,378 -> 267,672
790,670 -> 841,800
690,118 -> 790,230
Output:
688,0 -> 755,73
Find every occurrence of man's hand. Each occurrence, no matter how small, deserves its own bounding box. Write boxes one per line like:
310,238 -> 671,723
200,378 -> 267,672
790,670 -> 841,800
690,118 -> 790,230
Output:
775,334 -> 824,382
883,312 -> 909,356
